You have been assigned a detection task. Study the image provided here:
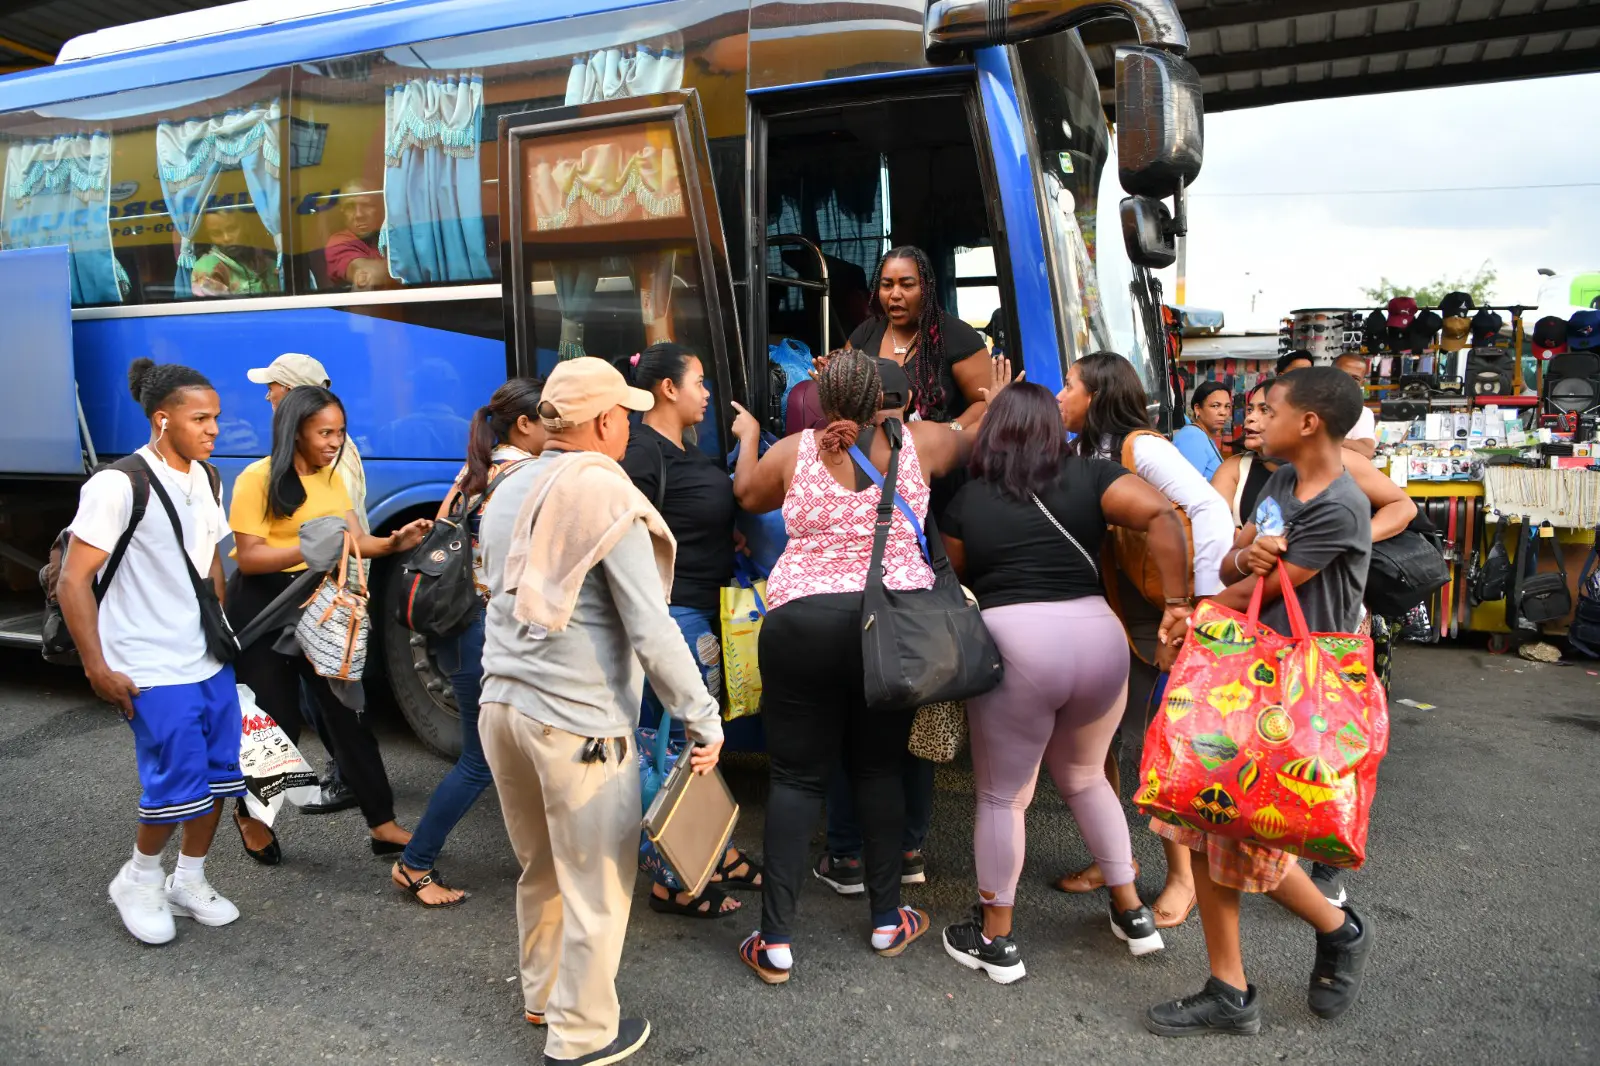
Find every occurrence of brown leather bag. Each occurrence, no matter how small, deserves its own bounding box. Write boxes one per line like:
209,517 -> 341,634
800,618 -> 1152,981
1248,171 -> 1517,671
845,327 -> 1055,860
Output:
1101,429 -> 1196,611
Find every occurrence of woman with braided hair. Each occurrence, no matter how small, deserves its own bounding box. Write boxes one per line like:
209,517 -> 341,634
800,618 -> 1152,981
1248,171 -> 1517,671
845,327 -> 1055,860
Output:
728,347 -> 1011,985
840,245 -> 996,429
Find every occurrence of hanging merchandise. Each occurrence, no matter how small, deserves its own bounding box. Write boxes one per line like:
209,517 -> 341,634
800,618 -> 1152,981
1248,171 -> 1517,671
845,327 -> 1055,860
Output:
1137,562 -> 1391,869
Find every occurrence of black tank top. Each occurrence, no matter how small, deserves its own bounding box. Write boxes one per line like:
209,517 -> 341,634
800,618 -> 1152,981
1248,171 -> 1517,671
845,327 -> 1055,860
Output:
1237,455 -> 1275,528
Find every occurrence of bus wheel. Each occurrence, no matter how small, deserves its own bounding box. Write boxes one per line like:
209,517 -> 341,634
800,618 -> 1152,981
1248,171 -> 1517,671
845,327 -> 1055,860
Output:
379,562 -> 462,760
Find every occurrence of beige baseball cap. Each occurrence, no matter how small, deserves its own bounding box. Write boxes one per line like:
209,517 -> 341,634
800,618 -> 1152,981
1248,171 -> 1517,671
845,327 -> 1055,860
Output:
247,352 -> 331,388
538,357 -> 653,429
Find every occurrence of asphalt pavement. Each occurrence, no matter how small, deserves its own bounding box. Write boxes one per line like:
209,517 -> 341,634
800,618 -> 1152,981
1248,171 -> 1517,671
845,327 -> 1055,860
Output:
1,642 -> 1596,1066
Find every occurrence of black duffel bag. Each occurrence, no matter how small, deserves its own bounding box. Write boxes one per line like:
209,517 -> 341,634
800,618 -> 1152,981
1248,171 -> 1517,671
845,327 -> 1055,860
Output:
1567,540 -> 1600,657
1365,530 -> 1449,618
852,419 -> 1003,713
1514,524 -> 1573,627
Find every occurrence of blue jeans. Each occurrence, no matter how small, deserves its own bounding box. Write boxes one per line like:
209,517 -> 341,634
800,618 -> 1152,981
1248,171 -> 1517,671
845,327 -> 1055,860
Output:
401,610 -> 492,872
825,751 -> 935,857
639,604 -> 723,890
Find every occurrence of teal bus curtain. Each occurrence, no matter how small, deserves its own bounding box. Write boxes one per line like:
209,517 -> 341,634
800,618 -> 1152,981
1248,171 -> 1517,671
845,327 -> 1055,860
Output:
381,74 -> 492,284
1,131 -> 124,305
155,101 -> 283,297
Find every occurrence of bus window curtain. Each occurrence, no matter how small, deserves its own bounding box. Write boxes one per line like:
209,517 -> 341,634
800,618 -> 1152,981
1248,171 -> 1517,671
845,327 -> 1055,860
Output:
381,75 -> 492,285
155,102 -> 283,298
2,131 -> 125,305
550,42 -> 684,359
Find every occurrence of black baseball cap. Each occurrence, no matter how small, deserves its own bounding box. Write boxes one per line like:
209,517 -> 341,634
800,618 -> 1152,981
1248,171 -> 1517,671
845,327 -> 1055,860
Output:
1470,309 -> 1504,343
874,357 -> 912,411
1440,291 -> 1475,319
1532,316 -> 1568,359
1361,310 -> 1387,352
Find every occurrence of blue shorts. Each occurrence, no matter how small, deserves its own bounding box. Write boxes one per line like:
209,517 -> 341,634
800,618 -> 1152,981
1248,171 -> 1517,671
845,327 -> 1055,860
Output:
127,665 -> 245,825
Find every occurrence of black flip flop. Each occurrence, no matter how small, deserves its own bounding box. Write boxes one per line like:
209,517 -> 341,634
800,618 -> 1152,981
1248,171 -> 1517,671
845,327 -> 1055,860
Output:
394,865 -> 467,908
648,885 -> 738,919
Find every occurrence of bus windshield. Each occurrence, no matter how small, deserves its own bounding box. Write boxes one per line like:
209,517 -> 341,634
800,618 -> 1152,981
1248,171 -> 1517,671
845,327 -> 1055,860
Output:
1016,32 -> 1160,399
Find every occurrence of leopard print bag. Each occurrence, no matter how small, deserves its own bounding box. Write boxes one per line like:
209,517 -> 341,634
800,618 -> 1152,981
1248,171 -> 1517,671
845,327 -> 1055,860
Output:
907,700 -> 966,763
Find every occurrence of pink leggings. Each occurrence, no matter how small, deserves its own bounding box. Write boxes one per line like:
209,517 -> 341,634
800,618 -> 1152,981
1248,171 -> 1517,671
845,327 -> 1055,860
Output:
968,597 -> 1133,907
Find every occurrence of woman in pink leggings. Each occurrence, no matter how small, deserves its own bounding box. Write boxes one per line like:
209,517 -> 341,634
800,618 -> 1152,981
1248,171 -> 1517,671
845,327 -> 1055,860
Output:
938,383 -> 1193,985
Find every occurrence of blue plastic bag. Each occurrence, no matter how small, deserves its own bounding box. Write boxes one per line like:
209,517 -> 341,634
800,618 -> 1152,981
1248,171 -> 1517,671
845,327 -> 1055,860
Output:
638,718 -> 687,890
768,338 -> 813,424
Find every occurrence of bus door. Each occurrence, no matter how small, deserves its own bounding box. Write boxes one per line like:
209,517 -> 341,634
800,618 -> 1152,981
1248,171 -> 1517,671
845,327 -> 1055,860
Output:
0,244 -> 90,477
748,74 -> 1022,431
496,90 -> 745,458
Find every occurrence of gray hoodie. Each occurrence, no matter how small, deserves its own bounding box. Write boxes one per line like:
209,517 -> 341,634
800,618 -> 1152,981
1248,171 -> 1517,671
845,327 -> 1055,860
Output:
478,453 -> 723,745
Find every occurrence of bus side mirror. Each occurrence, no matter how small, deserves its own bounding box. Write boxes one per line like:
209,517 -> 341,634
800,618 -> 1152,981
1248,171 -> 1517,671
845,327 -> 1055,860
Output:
1115,45 -> 1203,199
1120,196 -> 1176,269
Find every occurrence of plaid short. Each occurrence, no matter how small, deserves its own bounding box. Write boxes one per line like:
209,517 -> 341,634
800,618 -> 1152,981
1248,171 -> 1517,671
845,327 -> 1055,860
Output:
1149,817 -> 1295,893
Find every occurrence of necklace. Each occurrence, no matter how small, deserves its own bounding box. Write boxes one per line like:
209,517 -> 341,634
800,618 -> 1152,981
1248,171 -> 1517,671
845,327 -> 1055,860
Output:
890,326 -> 915,357
151,443 -> 194,506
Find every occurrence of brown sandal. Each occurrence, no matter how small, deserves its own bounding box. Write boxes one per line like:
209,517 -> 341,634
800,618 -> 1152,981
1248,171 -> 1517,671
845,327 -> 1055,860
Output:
1052,859 -> 1140,895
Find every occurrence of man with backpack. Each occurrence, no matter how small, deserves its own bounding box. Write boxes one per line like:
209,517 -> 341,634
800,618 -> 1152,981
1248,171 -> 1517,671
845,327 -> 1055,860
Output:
56,359 -> 243,945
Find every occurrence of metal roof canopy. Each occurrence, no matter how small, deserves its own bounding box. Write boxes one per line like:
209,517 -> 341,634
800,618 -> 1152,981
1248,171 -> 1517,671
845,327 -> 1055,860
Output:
2,0 -> 1599,109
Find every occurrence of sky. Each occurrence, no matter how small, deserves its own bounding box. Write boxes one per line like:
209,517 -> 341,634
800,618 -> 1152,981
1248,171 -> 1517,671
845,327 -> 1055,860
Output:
1156,71 -> 1600,332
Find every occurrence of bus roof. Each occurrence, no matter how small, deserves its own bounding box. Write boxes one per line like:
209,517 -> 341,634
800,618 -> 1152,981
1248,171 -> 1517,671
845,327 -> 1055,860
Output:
57,0 -> 401,63
0,0 -> 672,113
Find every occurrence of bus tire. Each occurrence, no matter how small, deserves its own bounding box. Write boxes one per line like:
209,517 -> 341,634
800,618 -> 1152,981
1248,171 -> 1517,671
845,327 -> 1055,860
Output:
378,560 -> 462,761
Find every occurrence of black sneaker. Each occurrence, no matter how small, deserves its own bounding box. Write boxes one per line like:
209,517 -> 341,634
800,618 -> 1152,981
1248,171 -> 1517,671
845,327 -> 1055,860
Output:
941,908 -> 1025,985
1144,978 -> 1262,1037
1108,901 -> 1165,957
900,851 -> 926,885
544,1018 -> 651,1066
1309,903 -> 1373,1019
1309,862 -> 1348,907
812,854 -> 864,896
299,780 -> 357,815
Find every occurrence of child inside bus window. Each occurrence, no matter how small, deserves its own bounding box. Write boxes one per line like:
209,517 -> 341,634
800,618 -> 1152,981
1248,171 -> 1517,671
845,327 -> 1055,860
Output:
191,207 -> 279,297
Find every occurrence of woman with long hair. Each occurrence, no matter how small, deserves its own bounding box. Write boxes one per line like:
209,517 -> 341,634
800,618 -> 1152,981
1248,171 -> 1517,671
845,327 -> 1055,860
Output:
842,245 -> 993,428
1050,351 -> 1235,928
226,387 -> 431,865
1172,380 -> 1232,479
938,382 -> 1191,982
728,348 -> 1009,983
391,378 -> 546,907
621,342 -> 763,920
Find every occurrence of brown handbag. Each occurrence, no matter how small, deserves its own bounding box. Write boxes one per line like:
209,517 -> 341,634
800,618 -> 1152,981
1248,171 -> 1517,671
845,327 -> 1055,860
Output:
1101,429 -> 1195,608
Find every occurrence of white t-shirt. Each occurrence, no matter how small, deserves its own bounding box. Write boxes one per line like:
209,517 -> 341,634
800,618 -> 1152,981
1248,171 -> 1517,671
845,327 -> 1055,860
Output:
68,446 -> 227,688
1348,406 -> 1376,443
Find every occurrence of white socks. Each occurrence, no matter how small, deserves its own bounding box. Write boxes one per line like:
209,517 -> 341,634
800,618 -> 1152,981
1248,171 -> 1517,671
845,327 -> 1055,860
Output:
762,943 -> 793,970
127,847 -> 165,885
173,852 -> 206,886
871,922 -> 901,951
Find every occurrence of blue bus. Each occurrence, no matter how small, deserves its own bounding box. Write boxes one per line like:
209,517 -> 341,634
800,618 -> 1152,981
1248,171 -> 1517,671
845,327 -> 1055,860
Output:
0,0 -> 1203,755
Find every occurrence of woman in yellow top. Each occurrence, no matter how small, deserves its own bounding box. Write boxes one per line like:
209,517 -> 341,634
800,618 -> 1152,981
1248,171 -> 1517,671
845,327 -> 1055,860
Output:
227,386 -> 430,864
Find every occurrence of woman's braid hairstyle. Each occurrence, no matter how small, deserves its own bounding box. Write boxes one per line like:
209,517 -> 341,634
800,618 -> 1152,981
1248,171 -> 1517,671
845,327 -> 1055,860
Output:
814,348 -> 882,454
870,244 -> 944,418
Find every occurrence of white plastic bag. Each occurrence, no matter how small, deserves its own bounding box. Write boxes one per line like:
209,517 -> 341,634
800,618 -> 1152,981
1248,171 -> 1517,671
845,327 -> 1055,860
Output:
237,684 -> 321,827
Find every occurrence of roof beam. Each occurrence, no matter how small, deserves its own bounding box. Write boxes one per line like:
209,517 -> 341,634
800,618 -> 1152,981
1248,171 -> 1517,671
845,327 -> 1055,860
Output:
1205,48 -> 1600,112
1189,7 -> 1600,77
0,33 -> 55,64
1081,0 -> 1379,44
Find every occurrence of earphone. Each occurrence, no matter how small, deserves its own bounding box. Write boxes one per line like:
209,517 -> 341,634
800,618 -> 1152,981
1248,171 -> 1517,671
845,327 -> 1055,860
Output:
160,417 -> 168,429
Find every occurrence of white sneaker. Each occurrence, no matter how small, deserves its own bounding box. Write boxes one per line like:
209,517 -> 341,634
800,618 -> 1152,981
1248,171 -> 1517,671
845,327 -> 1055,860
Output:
165,873 -> 240,927
109,864 -> 176,945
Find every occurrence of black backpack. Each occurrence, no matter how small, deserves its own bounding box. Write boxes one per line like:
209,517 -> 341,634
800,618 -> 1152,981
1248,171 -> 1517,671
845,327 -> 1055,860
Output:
395,460 -> 531,639
40,454 -> 222,665
1568,538 -> 1600,658
1470,515 -> 1513,606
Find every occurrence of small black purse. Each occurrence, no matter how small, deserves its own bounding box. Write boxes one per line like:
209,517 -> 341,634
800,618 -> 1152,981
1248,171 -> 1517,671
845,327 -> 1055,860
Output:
1514,523 -> 1573,628
851,420 -> 1003,713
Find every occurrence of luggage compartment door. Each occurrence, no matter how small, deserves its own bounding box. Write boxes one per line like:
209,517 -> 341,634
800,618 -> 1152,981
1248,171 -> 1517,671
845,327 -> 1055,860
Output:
0,245 -> 86,475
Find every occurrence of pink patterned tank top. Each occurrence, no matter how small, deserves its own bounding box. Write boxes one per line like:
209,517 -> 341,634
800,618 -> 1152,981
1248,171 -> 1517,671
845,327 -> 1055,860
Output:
764,429 -> 937,610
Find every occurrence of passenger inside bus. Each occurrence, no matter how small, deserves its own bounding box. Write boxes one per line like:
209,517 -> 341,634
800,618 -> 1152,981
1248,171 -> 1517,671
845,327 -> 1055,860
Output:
324,180 -> 393,291
190,206 -> 280,298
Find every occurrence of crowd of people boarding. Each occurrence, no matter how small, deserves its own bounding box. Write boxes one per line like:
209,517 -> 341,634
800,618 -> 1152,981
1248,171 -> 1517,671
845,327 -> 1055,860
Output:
54,244 -> 1404,1065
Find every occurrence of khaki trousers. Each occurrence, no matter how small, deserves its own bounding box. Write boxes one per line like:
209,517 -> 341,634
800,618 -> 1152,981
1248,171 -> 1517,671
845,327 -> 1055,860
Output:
479,702 -> 639,1061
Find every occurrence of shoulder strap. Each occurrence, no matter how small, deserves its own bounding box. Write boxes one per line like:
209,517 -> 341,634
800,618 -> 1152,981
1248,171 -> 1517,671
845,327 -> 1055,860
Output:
1030,493 -> 1098,576
468,457 -> 535,519
201,460 -> 223,506
848,424 -> 929,561
1542,523 -> 1568,578
1119,428 -> 1159,471
653,437 -> 667,511
131,454 -> 217,608
861,420 -> 905,597
94,454 -> 153,602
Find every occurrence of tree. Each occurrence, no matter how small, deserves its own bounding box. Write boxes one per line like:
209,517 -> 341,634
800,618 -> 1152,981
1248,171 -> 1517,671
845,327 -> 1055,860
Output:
1360,261 -> 1497,309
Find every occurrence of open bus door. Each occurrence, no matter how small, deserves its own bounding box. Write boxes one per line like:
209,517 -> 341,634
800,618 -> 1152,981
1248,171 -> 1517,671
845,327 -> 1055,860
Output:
496,90 -> 745,458
0,244 -> 89,648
